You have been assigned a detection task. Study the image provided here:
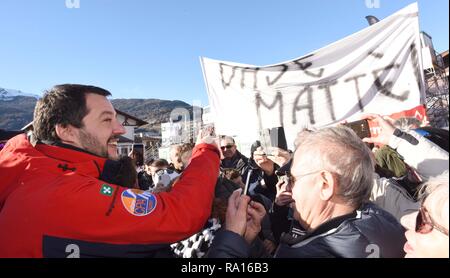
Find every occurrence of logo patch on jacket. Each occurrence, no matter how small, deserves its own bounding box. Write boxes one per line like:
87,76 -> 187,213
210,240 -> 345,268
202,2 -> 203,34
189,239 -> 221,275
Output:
100,184 -> 114,196
121,189 -> 157,216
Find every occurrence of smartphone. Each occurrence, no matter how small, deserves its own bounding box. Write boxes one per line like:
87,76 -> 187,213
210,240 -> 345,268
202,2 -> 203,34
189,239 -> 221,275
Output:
269,126 -> 288,151
344,119 -> 371,140
201,123 -> 216,137
242,169 -> 252,196
242,173 -> 265,206
131,143 -> 144,166
259,126 -> 288,155
344,119 -> 374,149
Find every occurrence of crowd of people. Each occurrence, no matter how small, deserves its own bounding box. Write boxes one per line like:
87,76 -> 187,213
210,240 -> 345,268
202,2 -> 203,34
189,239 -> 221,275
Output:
0,84 -> 448,258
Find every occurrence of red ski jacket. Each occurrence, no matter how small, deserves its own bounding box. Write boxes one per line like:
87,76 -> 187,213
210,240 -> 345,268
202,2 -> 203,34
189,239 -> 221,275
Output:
0,135 -> 220,258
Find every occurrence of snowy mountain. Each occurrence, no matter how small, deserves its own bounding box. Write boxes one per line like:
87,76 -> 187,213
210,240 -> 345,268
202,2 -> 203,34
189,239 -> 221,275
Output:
0,87 -> 40,101
0,86 -> 193,132
0,87 -> 40,130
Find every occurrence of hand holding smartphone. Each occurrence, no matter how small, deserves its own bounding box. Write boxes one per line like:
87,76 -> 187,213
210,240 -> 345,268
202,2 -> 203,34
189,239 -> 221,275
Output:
344,119 -> 371,139
343,119 -> 374,149
196,124 -> 218,146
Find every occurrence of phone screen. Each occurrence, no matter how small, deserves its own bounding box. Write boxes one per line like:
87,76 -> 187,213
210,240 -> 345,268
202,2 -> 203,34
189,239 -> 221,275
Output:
201,124 -> 215,137
259,126 -> 288,154
132,144 -> 144,166
344,120 -> 371,139
242,168 -> 254,196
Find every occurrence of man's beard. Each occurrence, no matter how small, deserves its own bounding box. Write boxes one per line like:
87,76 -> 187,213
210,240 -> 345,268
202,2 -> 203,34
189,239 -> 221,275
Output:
78,129 -> 110,159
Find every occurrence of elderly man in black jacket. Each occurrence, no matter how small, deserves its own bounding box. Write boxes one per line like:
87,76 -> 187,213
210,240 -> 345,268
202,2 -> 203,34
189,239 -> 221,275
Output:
220,136 -> 249,176
208,124 -> 406,258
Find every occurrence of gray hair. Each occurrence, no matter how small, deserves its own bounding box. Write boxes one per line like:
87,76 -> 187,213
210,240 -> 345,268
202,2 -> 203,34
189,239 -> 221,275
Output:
294,128 -> 316,149
295,126 -> 375,207
418,172 -> 449,229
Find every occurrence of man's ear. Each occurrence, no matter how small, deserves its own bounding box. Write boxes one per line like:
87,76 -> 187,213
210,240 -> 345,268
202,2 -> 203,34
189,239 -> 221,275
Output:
319,171 -> 337,201
55,124 -> 77,143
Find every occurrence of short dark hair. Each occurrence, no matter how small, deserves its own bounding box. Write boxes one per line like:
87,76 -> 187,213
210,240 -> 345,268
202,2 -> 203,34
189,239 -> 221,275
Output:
220,135 -> 235,144
144,157 -> 155,166
151,159 -> 169,168
33,84 -> 111,142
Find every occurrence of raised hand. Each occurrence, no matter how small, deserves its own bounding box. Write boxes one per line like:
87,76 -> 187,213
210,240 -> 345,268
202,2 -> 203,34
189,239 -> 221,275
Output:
195,127 -> 222,158
244,200 -> 266,244
275,178 -> 294,206
253,147 -> 275,175
225,189 -> 250,237
266,146 -> 292,167
361,114 -> 396,146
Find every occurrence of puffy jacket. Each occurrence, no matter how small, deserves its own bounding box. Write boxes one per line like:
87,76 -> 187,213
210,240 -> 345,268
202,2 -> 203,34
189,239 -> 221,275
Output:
207,202 -> 406,258
371,129 -> 449,221
388,129 -> 448,179
0,135 -> 220,258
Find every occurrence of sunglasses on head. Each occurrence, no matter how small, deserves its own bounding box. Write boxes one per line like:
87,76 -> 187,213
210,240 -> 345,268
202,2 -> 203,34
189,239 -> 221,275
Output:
220,145 -> 234,150
415,206 -> 448,236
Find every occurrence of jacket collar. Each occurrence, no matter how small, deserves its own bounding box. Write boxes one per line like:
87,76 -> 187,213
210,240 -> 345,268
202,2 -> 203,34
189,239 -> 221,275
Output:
221,150 -> 247,168
35,141 -> 107,178
281,210 -> 358,246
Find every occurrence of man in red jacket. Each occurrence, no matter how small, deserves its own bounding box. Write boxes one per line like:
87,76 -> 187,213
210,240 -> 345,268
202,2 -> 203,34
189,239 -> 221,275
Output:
0,84 -> 220,258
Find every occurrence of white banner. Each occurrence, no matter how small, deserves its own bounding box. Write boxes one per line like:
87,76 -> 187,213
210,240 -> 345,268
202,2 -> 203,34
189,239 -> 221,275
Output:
201,3 -> 425,152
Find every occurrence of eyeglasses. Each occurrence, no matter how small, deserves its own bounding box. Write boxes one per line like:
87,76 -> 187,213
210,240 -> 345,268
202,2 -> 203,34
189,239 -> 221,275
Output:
285,170 -> 325,190
415,206 -> 448,236
220,145 -> 234,151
